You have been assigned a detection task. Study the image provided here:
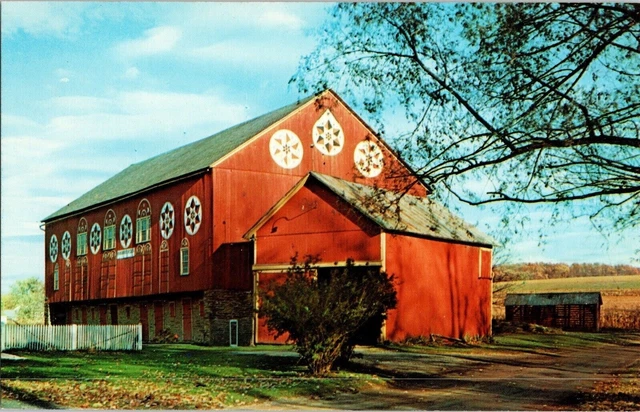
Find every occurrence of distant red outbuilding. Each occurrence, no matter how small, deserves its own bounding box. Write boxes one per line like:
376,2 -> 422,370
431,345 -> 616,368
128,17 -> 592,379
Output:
42,89 -> 495,345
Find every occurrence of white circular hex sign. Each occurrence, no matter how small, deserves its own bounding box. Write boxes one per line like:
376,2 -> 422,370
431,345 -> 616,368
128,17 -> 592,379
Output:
313,110 -> 344,156
90,223 -> 102,255
354,140 -> 384,178
61,231 -> 71,260
269,129 -> 303,169
184,195 -> 202,236
49,234 -> 59,262
120,214 -> 133,248
160,201 -> 175,239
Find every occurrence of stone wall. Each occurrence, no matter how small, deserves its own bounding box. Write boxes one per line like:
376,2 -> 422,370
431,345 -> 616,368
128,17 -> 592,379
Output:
61,292 -> 209,343
204,289 -> 253,346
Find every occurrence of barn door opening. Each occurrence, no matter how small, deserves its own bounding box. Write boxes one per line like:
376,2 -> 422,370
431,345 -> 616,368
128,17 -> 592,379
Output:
140,304 -> 149,341
110,305 -> 118,325
316,266 -> 384,345
182,299 -> 192,341
154,303 -> 164,337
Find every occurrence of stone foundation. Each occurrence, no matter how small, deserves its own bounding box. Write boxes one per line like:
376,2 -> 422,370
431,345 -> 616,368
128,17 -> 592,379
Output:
205,289 -> 253,346
56,288 -> 255,346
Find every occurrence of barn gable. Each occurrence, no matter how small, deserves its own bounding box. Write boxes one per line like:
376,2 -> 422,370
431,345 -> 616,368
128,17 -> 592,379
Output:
43,89 -> 423,224
245,172 -> 496,247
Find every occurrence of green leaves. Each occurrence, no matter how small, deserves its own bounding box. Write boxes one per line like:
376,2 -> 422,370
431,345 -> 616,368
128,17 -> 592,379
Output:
259,257 -> 397,375
293,3 -> 640,244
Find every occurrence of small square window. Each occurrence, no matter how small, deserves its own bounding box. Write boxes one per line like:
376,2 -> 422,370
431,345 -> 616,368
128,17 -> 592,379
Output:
77,233 -> 88,256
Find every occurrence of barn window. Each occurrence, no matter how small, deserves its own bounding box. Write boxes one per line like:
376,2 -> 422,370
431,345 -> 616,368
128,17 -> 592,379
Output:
103,210 -> 117,251
137,216 -> 151,243
53,263 -> 60,291
77,218 -> 88,256
180,238 -> 190,276
136,199 -> 152,244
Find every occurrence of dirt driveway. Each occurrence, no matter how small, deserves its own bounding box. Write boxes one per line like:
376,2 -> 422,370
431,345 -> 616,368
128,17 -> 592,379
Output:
244,333 -> 640,410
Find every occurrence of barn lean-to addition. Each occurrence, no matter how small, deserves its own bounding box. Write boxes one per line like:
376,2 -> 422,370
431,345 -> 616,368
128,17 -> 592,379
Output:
42,89 -> 495,345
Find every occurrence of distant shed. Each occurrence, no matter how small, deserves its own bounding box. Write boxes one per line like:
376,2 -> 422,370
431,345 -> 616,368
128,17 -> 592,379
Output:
505,292 -> 602,331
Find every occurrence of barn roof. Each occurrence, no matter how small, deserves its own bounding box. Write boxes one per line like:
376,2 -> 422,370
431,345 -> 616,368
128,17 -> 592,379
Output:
43,93 -> 318,222
245,172 -> 497,247
505,292 -> 603,306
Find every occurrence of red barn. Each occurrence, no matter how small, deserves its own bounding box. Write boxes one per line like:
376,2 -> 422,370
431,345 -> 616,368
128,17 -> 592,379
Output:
42,89 -> 495,345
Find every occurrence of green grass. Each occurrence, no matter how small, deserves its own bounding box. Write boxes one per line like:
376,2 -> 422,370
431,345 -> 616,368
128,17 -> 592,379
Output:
494,274 -> 640,295
2,344 -> 379,409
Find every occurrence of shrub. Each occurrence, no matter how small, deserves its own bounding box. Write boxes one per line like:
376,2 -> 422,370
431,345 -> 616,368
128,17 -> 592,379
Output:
259,256 -> 397,375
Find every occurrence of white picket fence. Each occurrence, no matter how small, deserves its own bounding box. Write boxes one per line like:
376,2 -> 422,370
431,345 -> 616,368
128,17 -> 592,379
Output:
0,324 -> 142,351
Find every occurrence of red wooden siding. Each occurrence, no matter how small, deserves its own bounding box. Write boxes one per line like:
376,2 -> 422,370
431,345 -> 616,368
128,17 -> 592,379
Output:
45,174 -> 214,303
253,183 -> 382,266
256,271 -> 290,344
213,94 -> 425,250
384,236 -> 492,341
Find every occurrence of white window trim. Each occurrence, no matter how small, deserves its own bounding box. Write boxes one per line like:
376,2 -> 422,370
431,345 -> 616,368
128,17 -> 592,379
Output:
77,232 -> 88,256
180,246 -> 189,276
136,216 -> 151,244
53,263 -> 59,291
103,225 -> 116,250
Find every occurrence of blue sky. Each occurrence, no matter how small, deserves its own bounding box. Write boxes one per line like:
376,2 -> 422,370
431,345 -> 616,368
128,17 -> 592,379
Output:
1,2 -> 637,291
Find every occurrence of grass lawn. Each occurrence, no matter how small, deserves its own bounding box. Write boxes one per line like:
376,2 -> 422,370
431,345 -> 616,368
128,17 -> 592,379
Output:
3,332 -> 637,410
1,344 -> 380,409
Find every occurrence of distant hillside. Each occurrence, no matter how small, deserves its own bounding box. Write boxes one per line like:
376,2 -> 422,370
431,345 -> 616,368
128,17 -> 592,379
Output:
493,263 -> 640,282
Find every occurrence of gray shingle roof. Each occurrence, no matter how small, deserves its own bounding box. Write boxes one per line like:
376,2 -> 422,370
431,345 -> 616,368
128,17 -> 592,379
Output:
245,172 -> 496,247
505,292 -> 603,306
43,94 -> 317,222
309,172 -> 497,247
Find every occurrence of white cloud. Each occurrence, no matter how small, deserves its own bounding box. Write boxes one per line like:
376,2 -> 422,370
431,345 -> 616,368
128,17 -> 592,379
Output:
169,3 -> 317,33
1,90 -> 250,240
59,77 -> 70,83
189,39 -> 302,69
259,10 -> 304,31
1,2 -> 86,37
123,66 -> 140,80
47,96 -> 113,114
42,91 -> 248,142
115,26 -> 182,58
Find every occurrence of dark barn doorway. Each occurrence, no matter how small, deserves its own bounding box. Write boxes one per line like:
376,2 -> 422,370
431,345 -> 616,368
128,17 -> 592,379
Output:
316,265 -> 385,345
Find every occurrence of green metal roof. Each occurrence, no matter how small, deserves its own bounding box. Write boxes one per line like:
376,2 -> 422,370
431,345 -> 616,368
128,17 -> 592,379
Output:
308,172 -> 497,247
505,292 -> 603,306
43,94 -> 317,222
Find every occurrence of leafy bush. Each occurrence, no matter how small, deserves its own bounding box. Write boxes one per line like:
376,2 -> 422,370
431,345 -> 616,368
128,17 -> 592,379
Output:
259,256 -> 397,375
